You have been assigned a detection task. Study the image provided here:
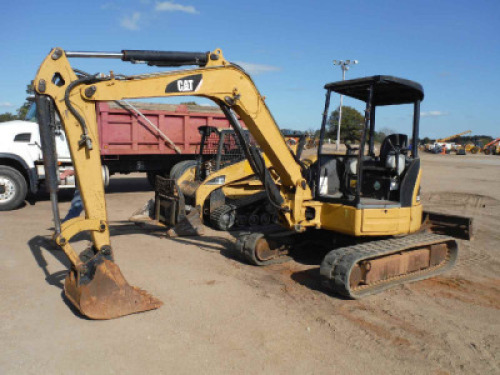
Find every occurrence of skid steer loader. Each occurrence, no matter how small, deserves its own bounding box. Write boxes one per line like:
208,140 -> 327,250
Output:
149,124 -> 274,233
34,47 -> 472,319
138,126 -> 312,234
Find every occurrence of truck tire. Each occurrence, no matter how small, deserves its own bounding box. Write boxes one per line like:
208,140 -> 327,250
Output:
146,171 -> 158,187
147,170 -> 170,188
169,160 -> 198,181
0,166 -> 28,211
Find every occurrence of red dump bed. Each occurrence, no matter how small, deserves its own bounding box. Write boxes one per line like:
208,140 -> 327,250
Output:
96,102 -> 242,156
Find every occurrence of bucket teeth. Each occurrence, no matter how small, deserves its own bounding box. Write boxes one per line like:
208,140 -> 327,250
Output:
64,255 -> 162,320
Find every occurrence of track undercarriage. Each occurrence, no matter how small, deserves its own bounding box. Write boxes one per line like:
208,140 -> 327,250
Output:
237,231 -> 458,298
208,195 -> 278,231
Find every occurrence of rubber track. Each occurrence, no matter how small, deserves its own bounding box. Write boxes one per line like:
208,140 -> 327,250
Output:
210,191 -> 270,230
320,232 -> 458,299
210,204 -> 238,230
236,232 -> 290,266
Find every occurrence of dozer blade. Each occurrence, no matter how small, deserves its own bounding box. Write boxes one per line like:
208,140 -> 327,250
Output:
64,253 -> 162,320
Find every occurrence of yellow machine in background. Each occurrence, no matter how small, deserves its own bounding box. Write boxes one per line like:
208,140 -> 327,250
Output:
481,138 -> 500,155
34,48 -> 471,319
144,127 -> 314,233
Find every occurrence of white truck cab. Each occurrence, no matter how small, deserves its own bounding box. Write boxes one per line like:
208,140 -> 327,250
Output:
0,104 -> 74,210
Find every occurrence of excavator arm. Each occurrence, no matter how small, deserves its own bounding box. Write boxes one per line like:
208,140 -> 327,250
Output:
34,47 -> 310,319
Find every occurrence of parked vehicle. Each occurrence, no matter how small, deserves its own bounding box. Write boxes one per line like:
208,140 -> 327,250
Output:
96,101 -> 241,183
0,113 -> 73,210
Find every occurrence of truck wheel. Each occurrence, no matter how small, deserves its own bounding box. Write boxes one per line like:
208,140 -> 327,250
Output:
147,171 -> 158,187
169,160 -> 198,181
0,166 -> 28,211
147,170 -> 170,188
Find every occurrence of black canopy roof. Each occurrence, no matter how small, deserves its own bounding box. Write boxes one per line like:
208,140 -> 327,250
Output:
324,75 -> 424,106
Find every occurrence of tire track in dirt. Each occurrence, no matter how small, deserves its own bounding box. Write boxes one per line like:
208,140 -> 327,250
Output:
243,262 -> 437,351
423,192 -> 500,272
413,276 -> 500,310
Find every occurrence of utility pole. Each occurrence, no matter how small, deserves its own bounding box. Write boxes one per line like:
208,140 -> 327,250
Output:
333,60 -> 358,150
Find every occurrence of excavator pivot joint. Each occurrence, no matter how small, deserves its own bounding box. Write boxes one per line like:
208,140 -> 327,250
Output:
100,245 -> 112,257
51,48 -> 63,60
38,79 -> 46,93
57,236 -> 67,246
85,85 -> 97,98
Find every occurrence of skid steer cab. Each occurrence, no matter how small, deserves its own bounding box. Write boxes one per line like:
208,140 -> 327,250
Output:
153,125 -> 255,234
151,126 -> 313,234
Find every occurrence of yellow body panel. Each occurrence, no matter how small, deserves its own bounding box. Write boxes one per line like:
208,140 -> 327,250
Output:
361,208 -> 409,234
193,157 -> 264,209
315,203 -> 422,236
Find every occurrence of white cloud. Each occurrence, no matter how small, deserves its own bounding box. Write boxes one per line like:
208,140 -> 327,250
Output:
100,2 -> 120,10
121,12 -> 141,30
421,111 -> 449,117
155,1 -> 198,14
234,61 -> 281,75
0,102 -> 14,108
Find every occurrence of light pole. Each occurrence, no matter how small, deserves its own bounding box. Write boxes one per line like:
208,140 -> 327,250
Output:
333,59 -> 358,150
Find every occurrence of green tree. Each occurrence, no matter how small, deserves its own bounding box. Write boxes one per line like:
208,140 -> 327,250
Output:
0,112 -> 18,122
420,137 -> 431,145
327,106 -> 364,142
373,127 -> 396,144
16,83 -> 34,120
0,83 -> 34,123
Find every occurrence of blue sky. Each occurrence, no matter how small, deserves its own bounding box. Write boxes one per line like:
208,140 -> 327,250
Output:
0,0 -> 498,138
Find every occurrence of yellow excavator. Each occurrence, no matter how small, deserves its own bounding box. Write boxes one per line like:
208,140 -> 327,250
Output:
34,48 -> 472,320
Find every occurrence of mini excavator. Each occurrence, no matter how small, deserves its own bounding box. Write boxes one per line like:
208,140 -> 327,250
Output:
34,48 -> 472,319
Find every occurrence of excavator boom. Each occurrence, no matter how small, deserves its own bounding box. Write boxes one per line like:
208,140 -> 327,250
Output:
34,47 -> 307,319
436,130 -> 471,143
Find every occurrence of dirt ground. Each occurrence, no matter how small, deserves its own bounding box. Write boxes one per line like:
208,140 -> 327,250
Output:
1,153 -> 499,375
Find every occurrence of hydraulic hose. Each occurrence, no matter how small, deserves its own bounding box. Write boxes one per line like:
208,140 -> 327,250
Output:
64,72 -> 110,150
35,94 -> 62,234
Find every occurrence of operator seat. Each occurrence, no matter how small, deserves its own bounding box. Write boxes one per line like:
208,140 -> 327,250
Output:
379,134 -> 408,162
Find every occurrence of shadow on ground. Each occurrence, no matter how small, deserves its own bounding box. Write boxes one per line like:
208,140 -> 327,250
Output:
27,224 -> 163,287
161,226 -> 349,299
27,222 -> 167,320
31,176 -> 152,205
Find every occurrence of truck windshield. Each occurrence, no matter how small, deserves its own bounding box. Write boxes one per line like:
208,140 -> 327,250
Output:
25,102 -> 37,122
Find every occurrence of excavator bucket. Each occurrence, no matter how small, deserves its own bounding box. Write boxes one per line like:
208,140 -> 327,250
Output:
64,253 -> 162,320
